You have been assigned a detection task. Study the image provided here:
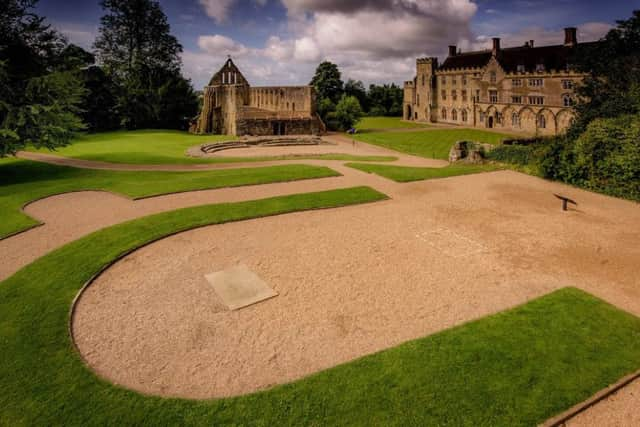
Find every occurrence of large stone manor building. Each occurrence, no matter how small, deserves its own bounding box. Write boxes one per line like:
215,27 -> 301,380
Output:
191,58 -> 324,136
403,28 -> 592,135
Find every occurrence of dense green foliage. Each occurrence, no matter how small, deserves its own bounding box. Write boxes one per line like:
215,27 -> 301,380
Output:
311,62 -> 404,129
346,163 -> 499,182
0,157 -> 340,238
352,129 -> 512,160
486,144 -> 537,166
310,61 -> 344,105
570,10 -> 640,137
333,95 -> 364,131
0,0 -> 87,156
344,79 -> 368,111
539,114 -> 640,200
94,0 -> 199,130
366,83 -> 404,116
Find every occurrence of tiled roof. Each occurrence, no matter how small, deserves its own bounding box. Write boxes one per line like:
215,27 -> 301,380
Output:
439,42 -> 600,73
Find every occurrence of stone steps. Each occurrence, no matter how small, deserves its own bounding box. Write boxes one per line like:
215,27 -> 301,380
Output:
200,136 -> 326,154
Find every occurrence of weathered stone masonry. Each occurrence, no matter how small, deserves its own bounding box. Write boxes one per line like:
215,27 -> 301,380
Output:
191,59 -> 325,136
403,28 -> 595,136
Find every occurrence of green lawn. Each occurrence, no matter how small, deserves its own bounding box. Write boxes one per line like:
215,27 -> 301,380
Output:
346,162 -> 501,182
2,193 -> 640,427
353,129 -> 514,159
27,129 -> 396,164
355,116 -> 430,132
0,158 -> 340,239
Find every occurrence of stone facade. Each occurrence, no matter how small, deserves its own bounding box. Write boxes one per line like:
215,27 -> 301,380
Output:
191,58 -> 325,136
404,28 -> 592,136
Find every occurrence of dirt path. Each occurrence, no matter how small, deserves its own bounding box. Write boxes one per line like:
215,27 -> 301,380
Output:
6,139 -> 640,419
0,162 -> 401,281
70,170 -> 640,399
566,377 -> 640,426
4,137 -> 446,281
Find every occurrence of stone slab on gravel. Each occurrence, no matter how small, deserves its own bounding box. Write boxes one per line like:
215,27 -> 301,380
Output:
205,264 -> 277,310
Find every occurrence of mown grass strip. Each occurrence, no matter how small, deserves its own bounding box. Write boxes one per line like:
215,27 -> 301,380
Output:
0,158 -> 341,239
346,162 -> 500,182
352,129 -> 514,159
355,116 -> 431,132
26,129 -> 396,164
0,183 -> 639,426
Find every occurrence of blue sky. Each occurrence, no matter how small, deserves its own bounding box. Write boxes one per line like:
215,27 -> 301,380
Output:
37,0 -> 640,88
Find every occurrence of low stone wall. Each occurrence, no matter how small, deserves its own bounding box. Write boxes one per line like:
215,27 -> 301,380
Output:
236,116 -> 324,136
187,136 -> 331,157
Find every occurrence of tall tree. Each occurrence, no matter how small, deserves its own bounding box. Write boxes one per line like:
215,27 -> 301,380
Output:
94,0 -> 198,129
310,61 -> 344,104
344,79 -> 368,112
368,84 -> 403,116
334,95 -> 363,131
0,0 -> 86,156
95,0 -> 181,76
570,10 -> 640,137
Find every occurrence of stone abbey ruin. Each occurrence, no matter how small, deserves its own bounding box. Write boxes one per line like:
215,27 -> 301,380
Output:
190,58 -> 325,137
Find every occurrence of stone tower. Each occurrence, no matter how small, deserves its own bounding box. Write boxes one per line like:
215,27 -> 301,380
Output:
192,58 -> 251,135
415,57 -> 438,121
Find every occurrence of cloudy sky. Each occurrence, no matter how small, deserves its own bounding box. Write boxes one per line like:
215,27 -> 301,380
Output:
37,0 -> 639,89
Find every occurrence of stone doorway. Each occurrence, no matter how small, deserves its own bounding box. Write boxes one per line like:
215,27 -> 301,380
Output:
272,122 -> 286,135
487,116 -> 494,128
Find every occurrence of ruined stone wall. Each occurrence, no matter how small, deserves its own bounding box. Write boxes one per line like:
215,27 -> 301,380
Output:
236,117 -> 324,136
194,84 -> 251,135
249,86 -> 315,114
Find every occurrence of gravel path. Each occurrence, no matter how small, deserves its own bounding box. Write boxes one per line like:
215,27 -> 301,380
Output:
565,377 -> 640,426
70,171 -> 640,400
5,137 -> 640,421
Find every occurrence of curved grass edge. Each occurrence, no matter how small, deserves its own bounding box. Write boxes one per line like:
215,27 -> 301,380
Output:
345,162 -> 502,182
0,186 -> 388,424
2,186 -> 640,425
31,146 -> 398,164
0,161 -> 342,240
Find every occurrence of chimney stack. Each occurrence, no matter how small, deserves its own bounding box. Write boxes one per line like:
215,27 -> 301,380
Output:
448,45 -> 457,57
492,38 -> 501,56
564,27 -> 577,47
530,40 -> 534,48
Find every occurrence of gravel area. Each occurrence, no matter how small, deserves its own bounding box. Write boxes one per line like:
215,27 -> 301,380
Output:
5,138 -> 640,420
565,377 -> 640,426
70,171 -> 640,399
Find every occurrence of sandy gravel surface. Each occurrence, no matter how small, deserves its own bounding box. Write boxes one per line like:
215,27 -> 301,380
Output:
565,377 -> 640,426
0,155 -> 436,281
71,171 -> 640,399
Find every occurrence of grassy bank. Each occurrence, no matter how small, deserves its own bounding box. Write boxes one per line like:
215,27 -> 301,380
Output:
0,158 -> 340,239
355,116 -> 430,132
346,162 -> 500,182
352,129 -> 514,159
27,130 -> 396,164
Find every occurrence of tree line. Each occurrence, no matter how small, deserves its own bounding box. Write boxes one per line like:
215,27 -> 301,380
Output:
309,61 -> 404,130
1,0 -> 198,156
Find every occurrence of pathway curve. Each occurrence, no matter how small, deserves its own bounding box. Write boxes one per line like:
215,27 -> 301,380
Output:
5,135 -> 640,420
17,133 -> 447,171
5,136 -> 446,281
